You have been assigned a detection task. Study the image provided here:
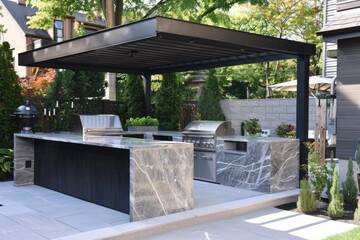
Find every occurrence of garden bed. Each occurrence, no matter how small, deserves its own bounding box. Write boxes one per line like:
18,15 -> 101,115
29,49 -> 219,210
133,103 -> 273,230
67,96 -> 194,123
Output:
276,201 -> 359,226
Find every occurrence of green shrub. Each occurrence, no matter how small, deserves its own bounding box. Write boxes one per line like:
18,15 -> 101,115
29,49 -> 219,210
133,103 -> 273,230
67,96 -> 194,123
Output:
46,69 -> 105,131
198,68 -> 225,121
0,42 -> 23,148
0,148 -> 13,180
126,116 -> 159,127
0,148 -> 12,172
354,207 -> 360,222
326,151 -> 336,201
154,73 -> 183,130
342,158 -> 358,208
297,179 -> 317,213
307,143 -> 328,200
123,74 -> 145,120
327,168 -> 344,219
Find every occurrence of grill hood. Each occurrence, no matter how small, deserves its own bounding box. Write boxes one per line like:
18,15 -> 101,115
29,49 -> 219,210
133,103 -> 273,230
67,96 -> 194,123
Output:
183,120 -> 234,136
74,114 -> 123,136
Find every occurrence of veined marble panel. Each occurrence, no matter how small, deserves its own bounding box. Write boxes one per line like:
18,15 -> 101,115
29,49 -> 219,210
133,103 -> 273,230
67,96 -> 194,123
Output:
14,137 -> 34,186
270,141 -> 299,193
130,145 -> 193,221
217,136 -> 299,193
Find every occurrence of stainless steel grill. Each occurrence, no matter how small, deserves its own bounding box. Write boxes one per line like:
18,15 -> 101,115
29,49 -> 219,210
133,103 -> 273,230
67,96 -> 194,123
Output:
77,114 -> 123,137
182,121 -> 234,182
75,114 -> 146,139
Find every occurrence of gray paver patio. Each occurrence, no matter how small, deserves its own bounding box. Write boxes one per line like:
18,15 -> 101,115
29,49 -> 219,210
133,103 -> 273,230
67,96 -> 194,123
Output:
0,181 -> 358,240
0,180 -> 264,239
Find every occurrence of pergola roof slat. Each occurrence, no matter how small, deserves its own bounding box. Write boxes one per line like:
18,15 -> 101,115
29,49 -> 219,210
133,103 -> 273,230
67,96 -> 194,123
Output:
18,16 -> 315,74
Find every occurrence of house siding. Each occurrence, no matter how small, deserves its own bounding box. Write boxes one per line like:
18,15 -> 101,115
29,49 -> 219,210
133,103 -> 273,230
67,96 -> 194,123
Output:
323,0 -> 338,78
0,1 -> 28,77
336,38 -> 360,159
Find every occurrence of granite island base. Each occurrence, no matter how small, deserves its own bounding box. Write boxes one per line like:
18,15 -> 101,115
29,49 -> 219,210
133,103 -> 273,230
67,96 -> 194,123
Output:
216,136 -> 300,193
14,133 -> 194,222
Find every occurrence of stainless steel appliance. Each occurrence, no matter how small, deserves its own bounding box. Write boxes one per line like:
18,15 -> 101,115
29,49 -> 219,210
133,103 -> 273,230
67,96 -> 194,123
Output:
74,114 -> 144,139
182,121 -> 234,182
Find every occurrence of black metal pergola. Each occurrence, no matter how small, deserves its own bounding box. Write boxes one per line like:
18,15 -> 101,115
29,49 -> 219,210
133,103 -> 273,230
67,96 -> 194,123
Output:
18,16 -> 315,172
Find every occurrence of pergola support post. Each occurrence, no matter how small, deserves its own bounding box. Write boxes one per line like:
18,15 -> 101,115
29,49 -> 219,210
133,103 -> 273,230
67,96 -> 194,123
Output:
296,55 -> 310,180
143,72 -> 152,116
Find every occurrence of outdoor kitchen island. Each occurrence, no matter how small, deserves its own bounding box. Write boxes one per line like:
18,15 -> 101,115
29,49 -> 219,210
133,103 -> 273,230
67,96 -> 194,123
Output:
13,132 -> 194,222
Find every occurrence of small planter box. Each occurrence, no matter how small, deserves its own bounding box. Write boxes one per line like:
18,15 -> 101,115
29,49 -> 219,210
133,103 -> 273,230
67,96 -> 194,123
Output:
127,126 -> 158,132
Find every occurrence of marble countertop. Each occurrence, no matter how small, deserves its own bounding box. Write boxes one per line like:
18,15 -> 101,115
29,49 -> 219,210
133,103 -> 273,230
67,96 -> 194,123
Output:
15,132 -> 191,150
219,135 -> 299,143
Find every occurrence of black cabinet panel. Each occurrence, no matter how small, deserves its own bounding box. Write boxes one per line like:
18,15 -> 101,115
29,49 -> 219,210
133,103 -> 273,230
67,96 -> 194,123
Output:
34,140 -> 130,213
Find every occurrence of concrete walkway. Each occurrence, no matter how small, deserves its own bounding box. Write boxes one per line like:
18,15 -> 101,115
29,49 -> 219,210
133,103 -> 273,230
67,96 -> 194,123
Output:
0,181 -> 358,240
143,207 -> 357,240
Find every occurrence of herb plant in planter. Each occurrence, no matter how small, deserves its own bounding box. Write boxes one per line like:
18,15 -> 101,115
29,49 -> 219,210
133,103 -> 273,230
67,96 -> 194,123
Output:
275,122 -> 296,138
126,116 -> 159,132
243,118 -> 261,136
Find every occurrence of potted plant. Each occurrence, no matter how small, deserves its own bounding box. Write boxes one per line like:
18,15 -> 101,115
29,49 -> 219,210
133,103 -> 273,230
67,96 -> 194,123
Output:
243,118 -> 261,136
275,122 -> 296,138
126,116 -> 159,132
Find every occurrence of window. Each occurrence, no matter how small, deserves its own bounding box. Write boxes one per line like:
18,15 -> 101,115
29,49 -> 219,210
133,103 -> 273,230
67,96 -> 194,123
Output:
54,20 -> 64,42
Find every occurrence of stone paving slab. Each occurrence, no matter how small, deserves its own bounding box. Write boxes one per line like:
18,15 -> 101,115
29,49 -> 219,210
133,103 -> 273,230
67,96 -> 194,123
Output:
2,180 -> 356,240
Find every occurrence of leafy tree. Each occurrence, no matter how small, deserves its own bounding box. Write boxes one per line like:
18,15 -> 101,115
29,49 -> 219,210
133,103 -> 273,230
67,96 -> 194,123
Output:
297,179 -> 316,213
0,5 -> 6,34
26,0 -> 268,29
154,72 -> 183,130
123,74 -> 145,120
327,168 -> 344,219
0,42 -> 23,148
342,158 -> 358,208
198,68 -> 225,120
221,0 -> 323,99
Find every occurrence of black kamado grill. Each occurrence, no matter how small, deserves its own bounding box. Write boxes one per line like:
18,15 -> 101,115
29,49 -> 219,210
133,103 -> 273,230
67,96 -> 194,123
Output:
13,100 -> 38,133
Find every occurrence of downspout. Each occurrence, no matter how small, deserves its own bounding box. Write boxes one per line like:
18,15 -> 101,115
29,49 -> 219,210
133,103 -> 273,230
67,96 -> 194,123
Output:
329,75 -> 337,124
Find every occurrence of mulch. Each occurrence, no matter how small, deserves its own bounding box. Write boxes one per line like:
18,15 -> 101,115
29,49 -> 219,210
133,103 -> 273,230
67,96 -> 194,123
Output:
275,201 -> 360,226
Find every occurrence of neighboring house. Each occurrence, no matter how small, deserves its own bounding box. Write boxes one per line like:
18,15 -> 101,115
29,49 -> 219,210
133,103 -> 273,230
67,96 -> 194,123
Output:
0,0 -> 105,78
318,0 -> 360,159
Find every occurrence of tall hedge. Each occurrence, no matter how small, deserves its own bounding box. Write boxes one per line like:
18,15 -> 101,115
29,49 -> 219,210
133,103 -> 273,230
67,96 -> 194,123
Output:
342,158 -> 358,207
123,74 -> 145,120
46,69 -> 105,131
154,73 -> 183,130
297,179 -> 316,213
0,42 -> 22,148
198,68 -> 225,120
327,168 -> 344,219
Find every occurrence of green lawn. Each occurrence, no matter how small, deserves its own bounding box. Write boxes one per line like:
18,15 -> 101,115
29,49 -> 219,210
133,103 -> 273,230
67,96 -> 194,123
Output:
324,227 -> 360,240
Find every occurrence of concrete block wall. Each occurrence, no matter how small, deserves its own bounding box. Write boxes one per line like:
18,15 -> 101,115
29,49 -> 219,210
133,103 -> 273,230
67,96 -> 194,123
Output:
220,98 -> 317,136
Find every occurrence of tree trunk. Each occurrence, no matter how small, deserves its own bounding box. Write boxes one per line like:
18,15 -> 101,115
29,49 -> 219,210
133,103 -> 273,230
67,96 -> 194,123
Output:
103,0 -> 116,28
115,0 -> 123,25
